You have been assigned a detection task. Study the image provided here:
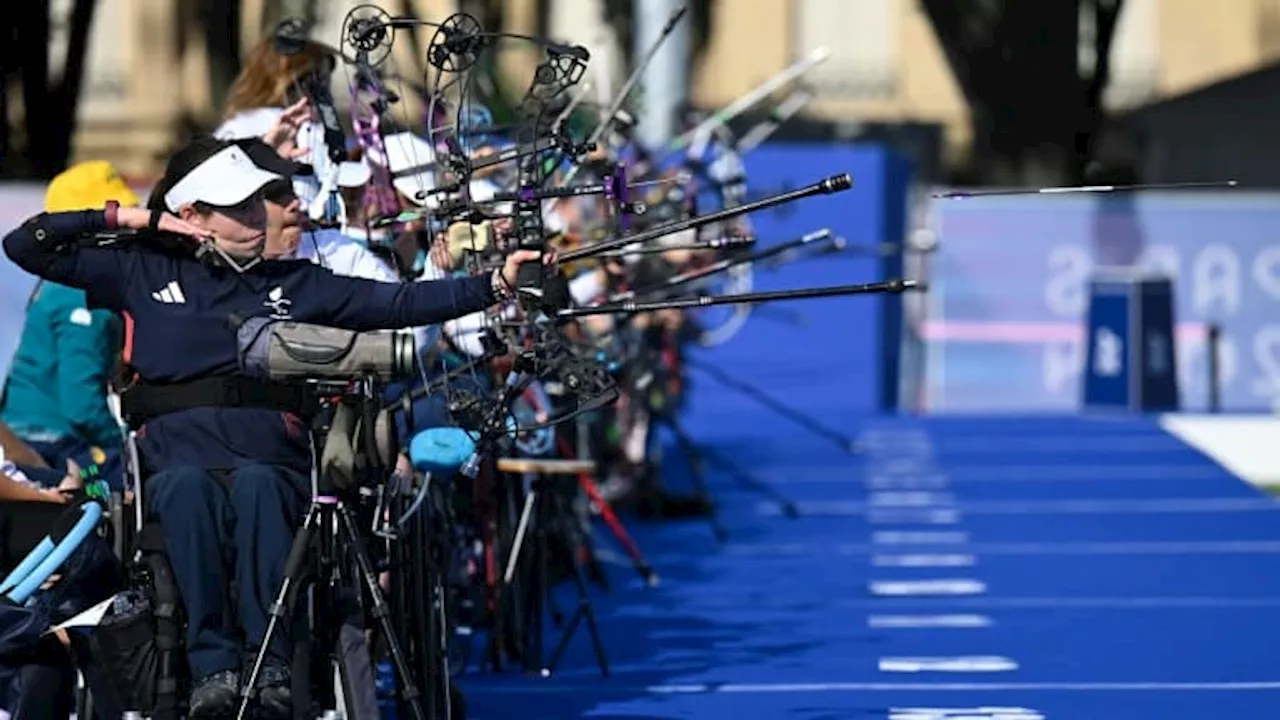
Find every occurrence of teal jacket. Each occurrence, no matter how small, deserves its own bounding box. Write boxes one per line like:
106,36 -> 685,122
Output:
0,281 -> 121,448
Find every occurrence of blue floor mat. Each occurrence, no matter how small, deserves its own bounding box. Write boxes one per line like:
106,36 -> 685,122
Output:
457,415 -> 1280,719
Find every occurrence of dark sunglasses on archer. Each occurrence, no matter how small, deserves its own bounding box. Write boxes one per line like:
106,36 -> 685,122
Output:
201,189 -> 267,219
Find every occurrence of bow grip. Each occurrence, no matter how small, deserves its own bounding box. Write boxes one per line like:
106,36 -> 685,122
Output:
516,262 -> 569,313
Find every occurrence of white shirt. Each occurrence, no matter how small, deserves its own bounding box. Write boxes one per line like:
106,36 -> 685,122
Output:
295,228 -> 398,283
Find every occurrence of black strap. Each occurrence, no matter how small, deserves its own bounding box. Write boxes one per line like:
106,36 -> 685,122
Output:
120,375 -> 317,426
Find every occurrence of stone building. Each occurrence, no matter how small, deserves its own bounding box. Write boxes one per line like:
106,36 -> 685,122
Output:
60,0 -> 1280,178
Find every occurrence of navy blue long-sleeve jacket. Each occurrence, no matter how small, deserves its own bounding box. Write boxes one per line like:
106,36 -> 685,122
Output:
3,210 -> 496,472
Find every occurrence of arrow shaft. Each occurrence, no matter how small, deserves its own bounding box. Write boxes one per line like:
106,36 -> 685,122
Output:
935,180 -> 1239,199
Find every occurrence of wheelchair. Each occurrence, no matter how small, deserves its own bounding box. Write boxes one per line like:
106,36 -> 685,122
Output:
0,493 -> 120,720
89,401 -> 475,720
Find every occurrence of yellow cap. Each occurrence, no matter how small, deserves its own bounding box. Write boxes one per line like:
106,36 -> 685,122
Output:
44,161 -> 141,213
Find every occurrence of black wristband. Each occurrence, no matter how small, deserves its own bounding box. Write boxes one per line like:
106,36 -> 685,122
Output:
148,209 -> 162,233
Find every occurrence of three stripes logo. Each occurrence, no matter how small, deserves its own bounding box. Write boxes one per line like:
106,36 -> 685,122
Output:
151,281 -> 186,304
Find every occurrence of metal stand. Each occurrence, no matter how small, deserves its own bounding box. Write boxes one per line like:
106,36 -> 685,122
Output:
502,474 -> 610,677
658,414 -> 728,542
236,495 -> 426,720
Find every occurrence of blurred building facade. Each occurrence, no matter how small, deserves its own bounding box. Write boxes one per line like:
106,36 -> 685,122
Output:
61,0 -> 1280,177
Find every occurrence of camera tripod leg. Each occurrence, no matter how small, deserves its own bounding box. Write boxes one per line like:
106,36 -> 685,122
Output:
237,501 -> 324,720
433,573 -> 455,720
503,487 -> 537,585
542,532 -> 610,678
665,418 -> 728,542
335,505 -> 428,720
576,472 -> 659,586
560,427 -> 659,587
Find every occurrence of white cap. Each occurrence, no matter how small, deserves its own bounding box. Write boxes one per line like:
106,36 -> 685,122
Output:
384,131 -> 438,205
164,145 -> 282,212
337,159 -> 372,189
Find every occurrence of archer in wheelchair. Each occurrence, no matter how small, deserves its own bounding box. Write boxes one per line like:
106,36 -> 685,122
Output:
2,128 -> 546,718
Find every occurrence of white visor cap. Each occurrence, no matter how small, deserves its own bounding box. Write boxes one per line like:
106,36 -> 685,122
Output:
337,159 -> 372,188
384,131 -> 438,205
164,145 -> 282,212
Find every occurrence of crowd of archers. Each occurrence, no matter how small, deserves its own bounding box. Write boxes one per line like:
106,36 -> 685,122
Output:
0,7 -> 869,719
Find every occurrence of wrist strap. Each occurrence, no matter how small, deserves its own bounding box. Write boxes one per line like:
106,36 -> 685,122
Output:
491,269 -> 515,300
148,209 -> 162,233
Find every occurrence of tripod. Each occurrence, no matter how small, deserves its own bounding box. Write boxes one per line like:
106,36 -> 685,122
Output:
238,377 -> 427,720
501,470 -> 610,677
238,494 -> 426,720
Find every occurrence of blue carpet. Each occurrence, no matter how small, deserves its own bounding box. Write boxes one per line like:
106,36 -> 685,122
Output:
458,414 -> 1280,719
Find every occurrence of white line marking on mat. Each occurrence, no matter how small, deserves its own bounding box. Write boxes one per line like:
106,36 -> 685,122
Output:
889,707 -> 1043,720
870,579 -> 986,596
761,497 -> 1280,517
854,540 -> 1280,556
873,531 -> 970,545
472,680 -> 1280,694
880,657 -> 1018,673
790,464 -> 1226,486
866,476 -> 952,490
844,596 -> 1280,609
868,509 -> 963,524
721,540 -> 1280,558
869,492 -> 957,507
868,614 -> 993,628
871,554 -> 977,567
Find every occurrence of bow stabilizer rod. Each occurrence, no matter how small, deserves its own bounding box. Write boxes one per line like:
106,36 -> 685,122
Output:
558,278 -> 923,317
558,173 -> 852,262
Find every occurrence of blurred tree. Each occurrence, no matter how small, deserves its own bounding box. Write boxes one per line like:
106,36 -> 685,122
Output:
260,0 -> 319,31
3,0 -> 98,179
922,0 -> 1123,186
202,0 -> 242,114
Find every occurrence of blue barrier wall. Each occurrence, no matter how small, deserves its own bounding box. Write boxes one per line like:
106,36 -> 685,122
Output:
927,191 -> 1280,412
680,144 -> 912,438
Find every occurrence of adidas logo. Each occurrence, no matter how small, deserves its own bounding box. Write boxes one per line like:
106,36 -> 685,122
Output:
151,280 -> 186,304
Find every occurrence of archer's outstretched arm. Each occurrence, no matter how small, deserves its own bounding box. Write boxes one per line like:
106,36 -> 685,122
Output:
303,263 -> 499,331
